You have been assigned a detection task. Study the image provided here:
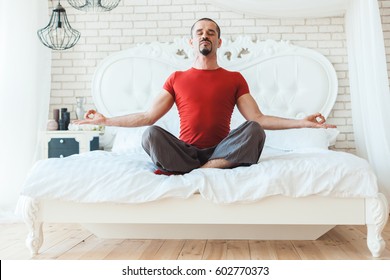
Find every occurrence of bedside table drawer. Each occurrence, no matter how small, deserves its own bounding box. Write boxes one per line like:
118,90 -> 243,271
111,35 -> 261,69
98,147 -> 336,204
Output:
48,138 -> 79,158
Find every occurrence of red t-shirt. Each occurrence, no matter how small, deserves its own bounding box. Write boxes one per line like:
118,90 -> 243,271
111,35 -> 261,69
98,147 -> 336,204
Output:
163,67 -> 249,148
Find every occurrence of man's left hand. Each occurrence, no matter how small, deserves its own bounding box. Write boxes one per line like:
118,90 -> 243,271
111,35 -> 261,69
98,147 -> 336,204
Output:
303,113 -> 337,128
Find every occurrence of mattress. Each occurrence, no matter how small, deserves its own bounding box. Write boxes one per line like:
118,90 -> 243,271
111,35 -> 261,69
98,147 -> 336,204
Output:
20,147 -> 378,204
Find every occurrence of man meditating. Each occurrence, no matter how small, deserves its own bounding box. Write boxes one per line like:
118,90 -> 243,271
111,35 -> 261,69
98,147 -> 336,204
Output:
75,18 -> 335,175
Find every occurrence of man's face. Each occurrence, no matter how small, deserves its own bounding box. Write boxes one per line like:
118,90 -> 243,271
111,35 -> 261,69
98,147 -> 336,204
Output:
190,20 -> 221,57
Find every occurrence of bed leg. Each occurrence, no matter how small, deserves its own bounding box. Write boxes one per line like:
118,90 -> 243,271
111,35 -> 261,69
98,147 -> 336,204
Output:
365,193 -> 389,258
21,197 -> 43,257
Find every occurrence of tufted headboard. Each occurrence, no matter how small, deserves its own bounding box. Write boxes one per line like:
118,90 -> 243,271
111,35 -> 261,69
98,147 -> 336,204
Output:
92,37 -> 338,127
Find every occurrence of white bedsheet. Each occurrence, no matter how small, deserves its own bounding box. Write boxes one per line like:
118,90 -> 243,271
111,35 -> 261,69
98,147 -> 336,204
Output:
20,148 -> 378,204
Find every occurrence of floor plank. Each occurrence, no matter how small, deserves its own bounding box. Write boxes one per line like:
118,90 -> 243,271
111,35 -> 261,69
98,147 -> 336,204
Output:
103,239 -> 151,260
311,232 -> 350,260
178,240 -> 207,260
202,240 -> 227,260
75,238 -> 125,260
226,240 -> 251,260
57,235 -> 116,260
136,240 -> 165,260
291,240 -> 326,260
152,240 -> 185,260
269,240 -> 301,260
249,240 -> 277,260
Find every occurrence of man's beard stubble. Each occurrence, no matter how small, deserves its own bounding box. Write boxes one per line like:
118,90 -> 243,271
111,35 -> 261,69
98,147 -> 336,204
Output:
200,48 -> 212,56
199,39 -> 212,56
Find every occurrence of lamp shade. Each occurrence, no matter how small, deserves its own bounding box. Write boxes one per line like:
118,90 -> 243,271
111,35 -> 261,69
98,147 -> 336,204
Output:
67,0 -> 121,12
37,3 -> 81,50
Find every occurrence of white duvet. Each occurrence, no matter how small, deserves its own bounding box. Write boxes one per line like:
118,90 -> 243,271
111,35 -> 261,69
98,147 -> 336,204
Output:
20,148 -> 378,204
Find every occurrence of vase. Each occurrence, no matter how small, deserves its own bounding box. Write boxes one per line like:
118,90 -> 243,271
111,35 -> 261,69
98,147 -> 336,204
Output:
75,96 -> 86,120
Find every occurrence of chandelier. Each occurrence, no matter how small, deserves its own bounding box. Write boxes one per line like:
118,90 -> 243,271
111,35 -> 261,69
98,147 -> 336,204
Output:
37,1 -> 80,50
67,0 -> 121,12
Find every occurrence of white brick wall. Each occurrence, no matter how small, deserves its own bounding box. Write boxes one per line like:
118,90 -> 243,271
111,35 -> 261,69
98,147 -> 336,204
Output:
48,0 -> 390,152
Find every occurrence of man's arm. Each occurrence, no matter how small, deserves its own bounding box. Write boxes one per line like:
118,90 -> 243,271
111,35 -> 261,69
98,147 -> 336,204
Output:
74,89 -> 175,127
237,93 -> 336,129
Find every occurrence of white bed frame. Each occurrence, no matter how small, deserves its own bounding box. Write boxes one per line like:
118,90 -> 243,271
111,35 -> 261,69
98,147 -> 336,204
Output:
21,37 -> 389,258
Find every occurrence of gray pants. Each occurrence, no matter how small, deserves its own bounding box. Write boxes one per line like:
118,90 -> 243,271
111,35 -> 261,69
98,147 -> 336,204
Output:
142,121 -> 266,173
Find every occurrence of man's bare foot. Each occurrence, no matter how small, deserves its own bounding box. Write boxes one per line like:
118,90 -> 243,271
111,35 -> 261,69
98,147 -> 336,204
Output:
201,158 -> 236,169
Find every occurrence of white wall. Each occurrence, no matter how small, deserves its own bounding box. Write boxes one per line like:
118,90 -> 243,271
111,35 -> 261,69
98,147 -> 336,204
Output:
48,0 -> 390,152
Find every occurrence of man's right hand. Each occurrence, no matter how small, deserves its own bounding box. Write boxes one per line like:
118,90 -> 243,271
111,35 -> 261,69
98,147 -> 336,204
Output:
73,109 -> 106,125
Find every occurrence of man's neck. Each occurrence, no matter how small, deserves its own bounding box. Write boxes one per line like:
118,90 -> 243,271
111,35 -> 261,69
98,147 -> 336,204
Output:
192,54 -> 219,70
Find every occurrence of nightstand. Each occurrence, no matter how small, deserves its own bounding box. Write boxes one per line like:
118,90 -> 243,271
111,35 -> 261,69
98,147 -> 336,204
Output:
44,131 -> 100,158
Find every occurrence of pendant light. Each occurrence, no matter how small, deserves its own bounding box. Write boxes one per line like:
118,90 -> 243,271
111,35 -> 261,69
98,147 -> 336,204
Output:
37,1 -> 81,50
67,0 -> 121,12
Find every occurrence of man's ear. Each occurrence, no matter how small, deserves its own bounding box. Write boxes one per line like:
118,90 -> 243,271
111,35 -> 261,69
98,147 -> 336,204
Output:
189,38 -> 194,47
217,38 -> 222,48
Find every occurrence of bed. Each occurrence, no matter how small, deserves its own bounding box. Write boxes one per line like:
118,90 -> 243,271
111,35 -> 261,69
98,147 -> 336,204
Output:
18,37 -> 388,258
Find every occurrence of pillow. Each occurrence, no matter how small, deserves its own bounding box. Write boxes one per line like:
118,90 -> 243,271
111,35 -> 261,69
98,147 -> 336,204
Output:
99,126 -> 117,151
111,110 -> 180,154
264,128 -> 339,151
111,126 -> 147,153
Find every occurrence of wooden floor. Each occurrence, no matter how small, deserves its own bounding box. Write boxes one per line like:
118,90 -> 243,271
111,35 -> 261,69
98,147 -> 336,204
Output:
1,221 -> 390,260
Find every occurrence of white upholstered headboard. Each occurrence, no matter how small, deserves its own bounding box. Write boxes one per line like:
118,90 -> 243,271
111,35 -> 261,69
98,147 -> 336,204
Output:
92,37 -> 338,124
